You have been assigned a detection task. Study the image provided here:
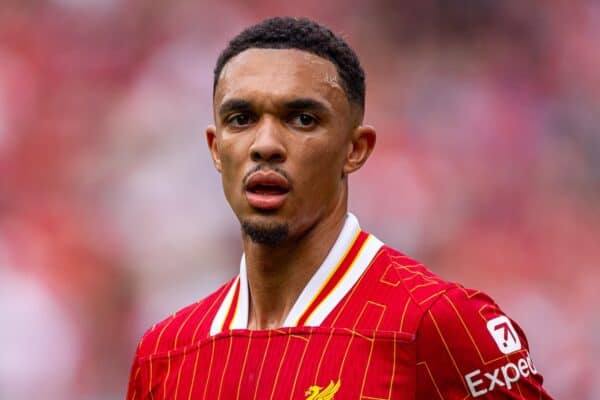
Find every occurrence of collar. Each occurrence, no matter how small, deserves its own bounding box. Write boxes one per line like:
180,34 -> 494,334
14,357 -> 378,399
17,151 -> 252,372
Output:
210,213 -> 383,335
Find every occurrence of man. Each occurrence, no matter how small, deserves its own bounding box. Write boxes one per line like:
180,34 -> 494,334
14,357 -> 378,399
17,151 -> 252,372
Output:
127,17 -> 553,399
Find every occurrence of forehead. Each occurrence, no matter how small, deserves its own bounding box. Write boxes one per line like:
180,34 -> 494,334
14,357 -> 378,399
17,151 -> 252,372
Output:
214,48 -> 346,108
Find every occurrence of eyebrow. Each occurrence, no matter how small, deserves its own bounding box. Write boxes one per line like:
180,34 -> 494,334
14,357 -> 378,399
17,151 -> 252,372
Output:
218,99 -> 252,118
218,97 -> 331,119
283,98 -> 330,114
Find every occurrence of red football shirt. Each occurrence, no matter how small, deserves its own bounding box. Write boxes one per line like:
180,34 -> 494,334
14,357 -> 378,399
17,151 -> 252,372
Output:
126,214 -> 553,399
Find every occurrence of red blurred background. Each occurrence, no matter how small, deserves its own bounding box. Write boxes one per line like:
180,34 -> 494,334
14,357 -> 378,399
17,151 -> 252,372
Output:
0,1 -> 598,398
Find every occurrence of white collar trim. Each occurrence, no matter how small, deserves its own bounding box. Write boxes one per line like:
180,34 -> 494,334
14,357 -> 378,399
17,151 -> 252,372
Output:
210,213 -> 383,335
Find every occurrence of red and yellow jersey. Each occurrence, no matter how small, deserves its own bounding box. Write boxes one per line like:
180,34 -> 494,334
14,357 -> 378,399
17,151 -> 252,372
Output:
126,214 -> 553,399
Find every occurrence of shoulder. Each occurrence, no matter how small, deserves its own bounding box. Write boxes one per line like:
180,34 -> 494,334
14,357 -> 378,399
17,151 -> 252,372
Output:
134,277 -> 236,360
414,285 -> 552,398
126,278 -> 237,400
370,245 -> 552,397
339,245 -> 459,333
415,284 -> 522,359
351,245 -> 512,333
377,245 -> 456,302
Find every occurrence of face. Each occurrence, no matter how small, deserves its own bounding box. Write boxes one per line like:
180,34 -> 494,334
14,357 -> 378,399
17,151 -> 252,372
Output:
207,48 -> 375,244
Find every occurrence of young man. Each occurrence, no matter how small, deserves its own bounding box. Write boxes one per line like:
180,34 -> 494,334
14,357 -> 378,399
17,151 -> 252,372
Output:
127,17 -> 553,399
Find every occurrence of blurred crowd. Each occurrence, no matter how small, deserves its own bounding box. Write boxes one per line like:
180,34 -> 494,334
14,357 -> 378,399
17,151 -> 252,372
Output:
0,0 -> 598,398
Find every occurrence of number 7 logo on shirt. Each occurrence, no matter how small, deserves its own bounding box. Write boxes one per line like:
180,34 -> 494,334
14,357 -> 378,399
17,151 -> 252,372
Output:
486,316 -> 522,354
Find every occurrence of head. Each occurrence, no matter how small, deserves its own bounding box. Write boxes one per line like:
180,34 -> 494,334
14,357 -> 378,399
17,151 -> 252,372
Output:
206,17 -> 376,246
213,17 -> 366,120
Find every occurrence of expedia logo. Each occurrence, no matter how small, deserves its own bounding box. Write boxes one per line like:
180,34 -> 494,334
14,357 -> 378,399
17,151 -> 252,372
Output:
464,352 -> 538,397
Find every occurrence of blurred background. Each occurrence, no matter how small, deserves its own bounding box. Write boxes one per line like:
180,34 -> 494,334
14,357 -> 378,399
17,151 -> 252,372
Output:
0,0 -> 598,398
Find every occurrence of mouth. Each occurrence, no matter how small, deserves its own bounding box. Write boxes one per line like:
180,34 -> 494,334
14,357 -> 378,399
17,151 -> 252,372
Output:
244,171 -> 290,210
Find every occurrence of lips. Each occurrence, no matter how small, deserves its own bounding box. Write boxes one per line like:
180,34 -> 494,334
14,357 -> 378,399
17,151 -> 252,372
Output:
244,170 -> 290,210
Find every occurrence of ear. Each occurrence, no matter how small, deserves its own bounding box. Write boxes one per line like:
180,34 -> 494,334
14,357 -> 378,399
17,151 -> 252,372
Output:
343,125 -> 376,175
206,125 -> 222,172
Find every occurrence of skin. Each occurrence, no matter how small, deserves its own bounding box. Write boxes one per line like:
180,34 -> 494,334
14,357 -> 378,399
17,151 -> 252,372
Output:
206,48 -> 376,329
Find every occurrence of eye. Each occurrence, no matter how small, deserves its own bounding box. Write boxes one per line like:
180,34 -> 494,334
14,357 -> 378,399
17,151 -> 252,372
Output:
290,113 -> 318,129
227,113 -> 254,128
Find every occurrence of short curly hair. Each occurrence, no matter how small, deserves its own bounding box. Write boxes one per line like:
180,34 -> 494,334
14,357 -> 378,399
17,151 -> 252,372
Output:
213,17 -> 365,113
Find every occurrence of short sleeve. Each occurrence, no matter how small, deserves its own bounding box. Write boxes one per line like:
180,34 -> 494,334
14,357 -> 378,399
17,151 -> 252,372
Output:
415,286 -> 553,399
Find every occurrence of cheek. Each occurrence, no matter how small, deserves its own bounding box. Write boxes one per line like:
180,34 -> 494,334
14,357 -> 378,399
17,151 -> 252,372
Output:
303,135 -> 348,171
219,138 -> 248,171
294,138 -> 347,192
217,140 -> 247,196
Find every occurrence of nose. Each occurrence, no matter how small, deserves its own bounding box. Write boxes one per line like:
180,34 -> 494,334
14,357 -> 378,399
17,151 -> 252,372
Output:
249,117 -> 287,163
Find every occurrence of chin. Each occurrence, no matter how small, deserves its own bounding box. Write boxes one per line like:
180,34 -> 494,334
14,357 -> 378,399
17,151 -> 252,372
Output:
240,218 -> 289,246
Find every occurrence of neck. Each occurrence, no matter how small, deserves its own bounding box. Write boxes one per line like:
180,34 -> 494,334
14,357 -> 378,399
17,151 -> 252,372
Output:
243,209 -> 347,330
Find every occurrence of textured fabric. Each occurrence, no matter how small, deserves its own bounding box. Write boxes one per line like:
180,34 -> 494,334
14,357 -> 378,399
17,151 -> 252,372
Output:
126,228 -> 552,399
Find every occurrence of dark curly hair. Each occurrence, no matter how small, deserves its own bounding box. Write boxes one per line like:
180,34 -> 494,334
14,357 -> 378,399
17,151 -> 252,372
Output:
213,17 -> 365,113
